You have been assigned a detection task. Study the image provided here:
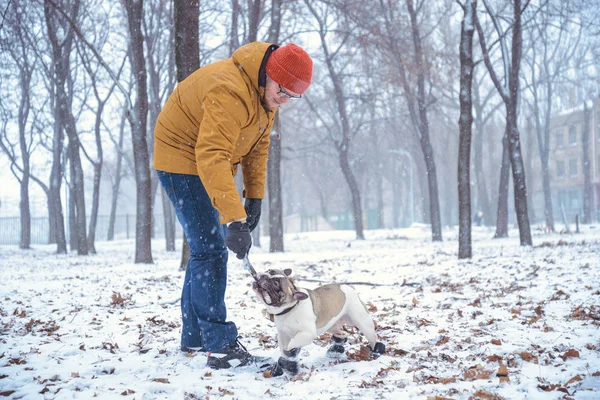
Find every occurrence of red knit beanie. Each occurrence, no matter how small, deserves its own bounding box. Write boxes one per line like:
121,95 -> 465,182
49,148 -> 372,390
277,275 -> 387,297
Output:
266,43 -> 313,95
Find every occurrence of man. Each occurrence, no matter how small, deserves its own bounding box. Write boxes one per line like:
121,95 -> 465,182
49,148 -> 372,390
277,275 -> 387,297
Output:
153,42 -> 313,370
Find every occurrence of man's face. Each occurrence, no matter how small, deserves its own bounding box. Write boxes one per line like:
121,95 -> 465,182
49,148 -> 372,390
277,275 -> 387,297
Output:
264,77 -> 300,110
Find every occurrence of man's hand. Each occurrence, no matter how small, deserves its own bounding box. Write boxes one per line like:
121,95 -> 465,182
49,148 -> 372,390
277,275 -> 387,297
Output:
244,198 -> 262,232
225,222 -> 252,259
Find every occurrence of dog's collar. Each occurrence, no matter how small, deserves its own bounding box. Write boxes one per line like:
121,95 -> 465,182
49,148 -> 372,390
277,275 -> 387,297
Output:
274,301 -> 299,316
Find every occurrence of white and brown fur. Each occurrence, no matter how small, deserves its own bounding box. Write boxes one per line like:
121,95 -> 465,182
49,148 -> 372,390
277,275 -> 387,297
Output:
252,268 -> 385,376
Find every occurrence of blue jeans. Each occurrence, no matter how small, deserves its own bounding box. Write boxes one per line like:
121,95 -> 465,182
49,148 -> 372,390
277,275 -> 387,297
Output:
156,170 -> 238,351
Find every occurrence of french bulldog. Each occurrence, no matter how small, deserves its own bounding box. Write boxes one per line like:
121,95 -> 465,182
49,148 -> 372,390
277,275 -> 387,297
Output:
252,267 -> 385,376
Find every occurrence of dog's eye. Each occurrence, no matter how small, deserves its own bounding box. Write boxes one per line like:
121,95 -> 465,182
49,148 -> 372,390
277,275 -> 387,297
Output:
273,280 -> 280,288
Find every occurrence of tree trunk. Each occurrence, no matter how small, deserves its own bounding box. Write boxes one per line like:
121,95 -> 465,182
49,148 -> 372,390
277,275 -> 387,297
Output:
268,114 -> 284,251
506,0 -> 532,246
267,0 -> 284,252
524,117 -> 537,223
44,0 -> 72,254
247,0 -> 262,43
19,162 -> 31,250
124,0 -> 153,264
107,111 -> 126,241
458,0 -> 476,259
494,132 -> 510,238
17,54 -> 33,250
68,155 -> 77,250
472,80 -> 493,226
162,188 -> 176,251
65,110 -> 88,255
582,101 -> 593,223
230,0 -> 240,55
405,0 -> 442,241
87,97 -> 104,252
88,159 -> 101,252
340,147 -> 365,239
532,63 -> 555,232
174,0 -> 200,269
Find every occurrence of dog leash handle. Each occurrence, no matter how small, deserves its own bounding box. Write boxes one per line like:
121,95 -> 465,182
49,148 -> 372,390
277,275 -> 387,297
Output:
243,255 -> 258,279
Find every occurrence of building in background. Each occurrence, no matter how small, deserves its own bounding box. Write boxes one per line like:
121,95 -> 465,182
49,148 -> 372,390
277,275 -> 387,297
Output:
549,96 -> 600,222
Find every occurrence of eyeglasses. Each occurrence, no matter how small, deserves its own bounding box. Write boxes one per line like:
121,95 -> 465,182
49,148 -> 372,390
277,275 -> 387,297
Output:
277,84 -> 302,99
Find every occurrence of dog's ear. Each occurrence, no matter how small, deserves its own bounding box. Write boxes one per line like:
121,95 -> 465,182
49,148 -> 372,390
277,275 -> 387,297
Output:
293,291 -> 309,301
283,268 -> 292,276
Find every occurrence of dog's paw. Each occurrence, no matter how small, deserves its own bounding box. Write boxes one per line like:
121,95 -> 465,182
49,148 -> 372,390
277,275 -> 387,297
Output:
263,361 -> 284,377
370,342 -> 386,358
326,344 -> 345,358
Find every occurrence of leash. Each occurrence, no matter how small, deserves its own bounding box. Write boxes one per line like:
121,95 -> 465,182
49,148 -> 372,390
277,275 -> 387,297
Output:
243,255 -> 259,281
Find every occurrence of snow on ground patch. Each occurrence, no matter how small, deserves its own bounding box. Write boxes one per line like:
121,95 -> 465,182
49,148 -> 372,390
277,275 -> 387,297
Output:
1,225 -> 599,399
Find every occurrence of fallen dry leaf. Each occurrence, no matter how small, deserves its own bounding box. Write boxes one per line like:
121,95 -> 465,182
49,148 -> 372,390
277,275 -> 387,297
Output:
565,375 -> 582,386
561,349 -> 580,361
491,339 -> 502,345
435,336 -> 449,346
472,389 -> 504,399
463,365 -> 494,381
497,365 -> 508,377
519,351 -> 533,361
262,369 -> 273,378
152,378 -> 170,384
538,383 -> 561,392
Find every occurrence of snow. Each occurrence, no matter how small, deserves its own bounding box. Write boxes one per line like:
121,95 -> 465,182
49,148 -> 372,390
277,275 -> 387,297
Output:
1,224 -> 599,399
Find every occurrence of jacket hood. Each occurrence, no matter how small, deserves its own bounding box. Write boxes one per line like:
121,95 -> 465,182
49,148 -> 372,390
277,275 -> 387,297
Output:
232,42 -> 277,92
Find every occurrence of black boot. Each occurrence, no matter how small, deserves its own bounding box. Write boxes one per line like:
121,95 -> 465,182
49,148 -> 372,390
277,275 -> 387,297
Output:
181,345 -> 206,353
206,338 -> 271,369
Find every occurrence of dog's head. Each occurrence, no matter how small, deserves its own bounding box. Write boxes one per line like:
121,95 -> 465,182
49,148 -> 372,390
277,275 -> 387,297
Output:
251,268 -> 308,308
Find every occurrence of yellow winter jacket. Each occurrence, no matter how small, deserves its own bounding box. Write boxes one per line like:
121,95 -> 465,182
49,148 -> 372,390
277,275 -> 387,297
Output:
153,42 -> 277,224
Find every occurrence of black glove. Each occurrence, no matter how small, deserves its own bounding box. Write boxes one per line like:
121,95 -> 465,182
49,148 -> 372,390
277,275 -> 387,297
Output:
244,198 -> 262,232
225,222 -> 251,259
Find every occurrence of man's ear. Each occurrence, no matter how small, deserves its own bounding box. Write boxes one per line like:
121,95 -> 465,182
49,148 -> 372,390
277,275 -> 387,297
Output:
293,291 -> 308,301
284,268 -> 292,276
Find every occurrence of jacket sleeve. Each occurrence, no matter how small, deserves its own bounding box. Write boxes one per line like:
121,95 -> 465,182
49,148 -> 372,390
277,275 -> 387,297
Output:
195,87 -> 248,224
241,123 -> 272,199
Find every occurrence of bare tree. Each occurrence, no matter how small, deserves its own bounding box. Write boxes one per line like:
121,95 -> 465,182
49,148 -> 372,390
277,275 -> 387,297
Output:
343,0 -> 445,240
472,72 -> 502,226
267,0 -> 284,252
476,0 -> 532,245
582,100 -> 593,223
524,1 -> 582,231
107,103 -> 131,241
305,0 -> 365,240
174,0 -> 200,269
458,0 -> 477,259
144,0 -> 176,250
247,0 -> 262,43
0,0 -> 39,249
123,0 -> 153,263
77,41 -> 124,253
44,0 -> 81,254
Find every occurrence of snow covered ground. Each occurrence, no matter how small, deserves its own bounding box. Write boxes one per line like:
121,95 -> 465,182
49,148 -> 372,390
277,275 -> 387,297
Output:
1,224 -> 599,399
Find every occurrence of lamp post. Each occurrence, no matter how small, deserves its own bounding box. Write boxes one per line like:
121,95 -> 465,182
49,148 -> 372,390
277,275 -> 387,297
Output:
389,149 -> 414,226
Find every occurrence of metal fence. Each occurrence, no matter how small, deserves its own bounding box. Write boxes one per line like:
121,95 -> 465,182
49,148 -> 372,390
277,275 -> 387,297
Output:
0,215 -> 183,246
